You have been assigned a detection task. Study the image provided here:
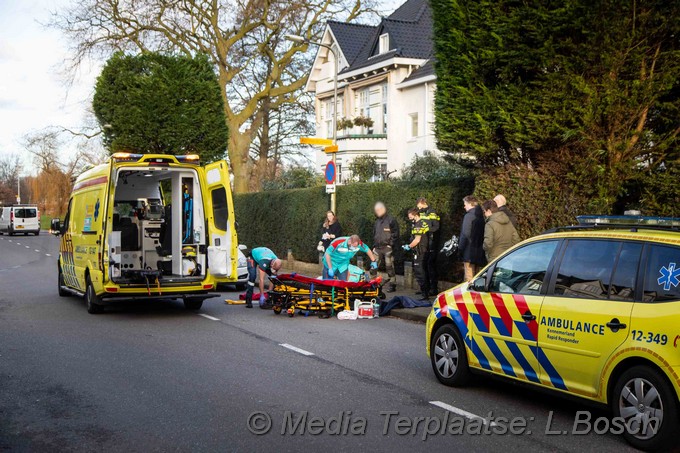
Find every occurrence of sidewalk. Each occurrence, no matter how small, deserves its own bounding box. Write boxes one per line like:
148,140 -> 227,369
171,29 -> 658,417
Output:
381,286 -> 432,324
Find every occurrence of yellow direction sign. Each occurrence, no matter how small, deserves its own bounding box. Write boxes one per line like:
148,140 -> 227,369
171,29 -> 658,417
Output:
324,145 -> 339,154
300,137 -> 334,146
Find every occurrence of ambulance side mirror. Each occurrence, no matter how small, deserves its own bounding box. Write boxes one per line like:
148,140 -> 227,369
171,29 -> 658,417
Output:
469,275 -> 487,292
238,244 -> 247,251
50,218 -> 62,236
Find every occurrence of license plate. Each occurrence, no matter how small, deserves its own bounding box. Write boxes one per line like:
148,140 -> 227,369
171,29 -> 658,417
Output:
16,225 -> 23,229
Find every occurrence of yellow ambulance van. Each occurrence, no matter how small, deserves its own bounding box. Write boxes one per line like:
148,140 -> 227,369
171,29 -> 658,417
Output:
51,153 -> 238,313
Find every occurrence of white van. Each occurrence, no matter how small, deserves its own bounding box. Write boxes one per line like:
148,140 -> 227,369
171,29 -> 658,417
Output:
0,205 -> 40,236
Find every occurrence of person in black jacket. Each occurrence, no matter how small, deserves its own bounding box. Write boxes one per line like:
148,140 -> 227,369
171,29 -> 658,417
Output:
318,210 -> 342,252
459,196 -> 487,281
372,202 -> 399,292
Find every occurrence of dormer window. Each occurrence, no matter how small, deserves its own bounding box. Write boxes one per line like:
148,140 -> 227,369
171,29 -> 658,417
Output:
379,33 -> 389,54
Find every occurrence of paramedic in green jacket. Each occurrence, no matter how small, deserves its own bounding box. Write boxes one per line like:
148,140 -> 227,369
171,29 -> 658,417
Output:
323,235 -> 378,281
245,247 -> 282,308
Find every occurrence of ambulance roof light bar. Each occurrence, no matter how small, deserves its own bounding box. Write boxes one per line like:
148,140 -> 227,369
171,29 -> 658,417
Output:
577,215 -> 680,228
110,153 -> 201,164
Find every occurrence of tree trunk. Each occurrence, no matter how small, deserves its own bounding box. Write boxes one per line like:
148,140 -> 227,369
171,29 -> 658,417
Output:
228,124 -> 251,194
253,97 -> 271,191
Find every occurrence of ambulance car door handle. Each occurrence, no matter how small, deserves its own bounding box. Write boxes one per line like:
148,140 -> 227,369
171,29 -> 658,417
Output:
606,318 -> 627,332
522,311 -> 536,322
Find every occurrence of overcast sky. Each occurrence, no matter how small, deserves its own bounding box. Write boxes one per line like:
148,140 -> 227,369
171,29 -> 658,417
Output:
0,0 -> 101,169
0,0 -> 402,173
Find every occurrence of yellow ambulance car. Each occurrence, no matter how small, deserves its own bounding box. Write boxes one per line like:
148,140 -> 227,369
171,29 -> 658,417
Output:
51,153 -> 238,313
427,216 -> 680,451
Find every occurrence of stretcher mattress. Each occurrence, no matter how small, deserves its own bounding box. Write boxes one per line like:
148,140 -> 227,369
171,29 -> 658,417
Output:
275,273 -> 382,289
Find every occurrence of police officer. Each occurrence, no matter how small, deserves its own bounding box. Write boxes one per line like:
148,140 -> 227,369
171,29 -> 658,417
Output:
403,208 -> 430,300
372,201 -> 399,292
417,197 -> 440,295
245,247 -> 282,308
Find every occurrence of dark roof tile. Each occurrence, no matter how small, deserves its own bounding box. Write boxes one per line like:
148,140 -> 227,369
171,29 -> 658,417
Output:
334,0 -> 433,74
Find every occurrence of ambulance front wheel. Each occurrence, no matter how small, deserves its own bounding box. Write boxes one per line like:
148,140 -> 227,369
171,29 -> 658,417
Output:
85,276 -> 104,314
430,323 -> 471,387
58,264 -> 68,297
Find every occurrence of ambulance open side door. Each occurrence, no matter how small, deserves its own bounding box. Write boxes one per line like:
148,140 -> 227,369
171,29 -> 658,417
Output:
203,160 -> 237,281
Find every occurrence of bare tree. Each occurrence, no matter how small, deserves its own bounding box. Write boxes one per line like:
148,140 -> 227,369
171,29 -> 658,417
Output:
51,0 -> 378,193
0,154 -> 22,205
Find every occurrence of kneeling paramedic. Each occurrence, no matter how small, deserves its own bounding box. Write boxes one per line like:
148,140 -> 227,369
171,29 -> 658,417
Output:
403,208 -> 430,301
323,235 -> 378,281
245,247 -> 282,308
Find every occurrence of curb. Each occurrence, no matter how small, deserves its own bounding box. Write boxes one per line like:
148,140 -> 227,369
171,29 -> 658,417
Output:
388,307 -> 430,324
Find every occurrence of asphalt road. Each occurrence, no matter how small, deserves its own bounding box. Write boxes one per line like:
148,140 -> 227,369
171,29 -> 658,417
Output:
0,233 -> 638,452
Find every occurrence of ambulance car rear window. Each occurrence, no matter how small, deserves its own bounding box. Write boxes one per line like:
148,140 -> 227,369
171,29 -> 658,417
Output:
643,244 -> 680,303
14,208 -> 37,218
211,187 -> 228,231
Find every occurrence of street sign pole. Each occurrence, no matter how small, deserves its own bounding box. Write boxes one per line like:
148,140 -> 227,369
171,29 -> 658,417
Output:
329,45 -> 339,213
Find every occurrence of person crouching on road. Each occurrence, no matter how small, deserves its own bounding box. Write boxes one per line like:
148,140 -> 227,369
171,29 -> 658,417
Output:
323,235 -> 377,281
403,208 -> 431,301
459,196 -> 486,281
482,200 -> 520,262
372,201 -> 399,293
245,247 -> 282,309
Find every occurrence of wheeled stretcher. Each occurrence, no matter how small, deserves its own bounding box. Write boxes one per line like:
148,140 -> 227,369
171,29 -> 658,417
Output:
268,273 -> 383,318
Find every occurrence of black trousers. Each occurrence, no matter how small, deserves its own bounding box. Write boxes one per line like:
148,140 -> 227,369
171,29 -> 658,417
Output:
413,249 -> 429,295
425,249 -> 438,294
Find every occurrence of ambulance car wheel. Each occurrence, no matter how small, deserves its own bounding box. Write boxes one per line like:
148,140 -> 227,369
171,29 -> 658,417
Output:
58,265 -> 68,297
612,365 -> 678,451
273,306 -> 282,315
85,276 -> 104,314
184,299 -> 203,310
430,324 -> 471,387
34,230 -> 39,236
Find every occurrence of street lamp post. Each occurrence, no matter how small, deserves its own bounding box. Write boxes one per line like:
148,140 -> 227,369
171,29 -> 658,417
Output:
286,34 -> 339,213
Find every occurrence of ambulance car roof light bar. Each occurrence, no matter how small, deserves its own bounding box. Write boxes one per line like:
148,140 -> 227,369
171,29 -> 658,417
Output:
577,215 -> 680,228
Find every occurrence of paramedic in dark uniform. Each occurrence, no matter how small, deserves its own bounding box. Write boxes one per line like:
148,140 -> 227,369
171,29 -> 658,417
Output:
403,208 -> 430,300
417,197 -> 440,295
245,247 -> 282,308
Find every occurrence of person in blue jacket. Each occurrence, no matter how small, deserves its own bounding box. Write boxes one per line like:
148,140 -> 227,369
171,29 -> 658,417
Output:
245,247 -> 282,308
323,235 -> 377,281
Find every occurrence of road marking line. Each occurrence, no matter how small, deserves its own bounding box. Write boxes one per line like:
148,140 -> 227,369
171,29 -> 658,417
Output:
25,245 -> 30,248
35,249 -> 40,252
45,253 -> 51,257
279,343 -> 315,356
198,314 -> 220,321
429,401 -> 498,426
16,242 -> 20,245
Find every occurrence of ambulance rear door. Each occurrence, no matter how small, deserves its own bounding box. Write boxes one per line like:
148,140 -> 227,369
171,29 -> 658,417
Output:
202,160 -> 237,281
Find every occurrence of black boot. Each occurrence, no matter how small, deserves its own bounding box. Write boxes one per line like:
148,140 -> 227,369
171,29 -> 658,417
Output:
245,298 -> 253,308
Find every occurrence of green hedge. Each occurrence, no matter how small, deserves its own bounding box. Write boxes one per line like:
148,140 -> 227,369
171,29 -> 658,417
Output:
233,178 -> 474,279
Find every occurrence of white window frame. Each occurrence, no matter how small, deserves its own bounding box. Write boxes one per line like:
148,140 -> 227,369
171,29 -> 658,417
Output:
409,113 -> 419,139
379,33 -> 389,54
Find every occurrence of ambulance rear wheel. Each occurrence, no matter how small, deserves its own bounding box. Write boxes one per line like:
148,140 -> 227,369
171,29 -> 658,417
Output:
612,365 -> 678,451
273,306 -> 282,315
184,299 -> 203,310
58,265 -> 68,297
430,323 -> 471,387
85,276 -> 104,314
